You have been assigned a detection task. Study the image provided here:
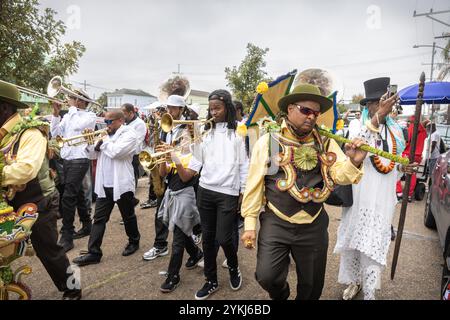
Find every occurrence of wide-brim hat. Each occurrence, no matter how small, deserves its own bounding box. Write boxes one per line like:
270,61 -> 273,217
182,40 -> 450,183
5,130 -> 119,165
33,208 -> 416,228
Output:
360,77 -> 390,106
0,81 -> 29,109
278,83 -> 333,113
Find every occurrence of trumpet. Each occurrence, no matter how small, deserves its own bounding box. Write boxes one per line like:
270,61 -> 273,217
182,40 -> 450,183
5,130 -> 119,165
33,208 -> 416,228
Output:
55,129 -> 108,148
139,148 -> 174,172
160,113 -> 214,133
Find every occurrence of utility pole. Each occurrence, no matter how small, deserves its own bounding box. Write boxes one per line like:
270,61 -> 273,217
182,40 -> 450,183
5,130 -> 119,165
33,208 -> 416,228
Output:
430,42 -> 436,81
413,8 -> 450,27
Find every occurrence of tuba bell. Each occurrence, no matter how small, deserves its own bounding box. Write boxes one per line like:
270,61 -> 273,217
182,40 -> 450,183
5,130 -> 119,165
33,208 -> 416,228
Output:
158,74 -> 191,104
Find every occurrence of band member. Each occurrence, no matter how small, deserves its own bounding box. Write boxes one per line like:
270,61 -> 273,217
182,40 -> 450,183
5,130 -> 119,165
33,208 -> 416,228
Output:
334,78 -> 418,300
240,83 -> 367,300
0,81 -> 81,299
142,95 -> 187,261
72,111 -> 141,266
156,141 -> 203,293
51,90 -> 96,252
141,107 -> 165,209
175,89 -> 249,300
122,103 -> 147,193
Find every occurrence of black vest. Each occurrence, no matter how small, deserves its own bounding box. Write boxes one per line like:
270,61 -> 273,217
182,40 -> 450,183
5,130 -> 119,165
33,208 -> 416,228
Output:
10,128 -> 55,209
264,138 -> 325,218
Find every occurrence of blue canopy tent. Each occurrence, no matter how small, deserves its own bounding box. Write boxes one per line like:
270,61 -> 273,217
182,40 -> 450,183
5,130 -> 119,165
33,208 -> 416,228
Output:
398,81 -> 450,105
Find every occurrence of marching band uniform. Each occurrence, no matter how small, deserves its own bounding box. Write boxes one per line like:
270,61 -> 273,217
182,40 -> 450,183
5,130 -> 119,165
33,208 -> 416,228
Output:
72,123 -> 140,266
242,84 -> 363,300
51,96 -> 96,252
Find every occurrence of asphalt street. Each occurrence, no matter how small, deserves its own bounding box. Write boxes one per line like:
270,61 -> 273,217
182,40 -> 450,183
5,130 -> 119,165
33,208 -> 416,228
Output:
10,178 -> 442,300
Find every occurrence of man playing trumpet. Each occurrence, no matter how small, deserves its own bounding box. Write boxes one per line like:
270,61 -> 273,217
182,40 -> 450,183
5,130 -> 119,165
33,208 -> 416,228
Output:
72,111 -> 141,266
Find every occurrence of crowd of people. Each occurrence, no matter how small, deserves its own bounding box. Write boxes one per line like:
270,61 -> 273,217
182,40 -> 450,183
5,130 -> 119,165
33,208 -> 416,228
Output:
0,74 -> 445,301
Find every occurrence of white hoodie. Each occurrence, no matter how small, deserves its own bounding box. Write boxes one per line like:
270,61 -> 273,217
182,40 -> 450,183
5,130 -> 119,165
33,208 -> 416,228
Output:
189,123 -> 249,196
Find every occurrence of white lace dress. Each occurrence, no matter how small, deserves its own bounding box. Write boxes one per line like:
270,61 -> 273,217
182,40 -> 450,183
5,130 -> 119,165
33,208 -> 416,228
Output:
334,124 -> 400,300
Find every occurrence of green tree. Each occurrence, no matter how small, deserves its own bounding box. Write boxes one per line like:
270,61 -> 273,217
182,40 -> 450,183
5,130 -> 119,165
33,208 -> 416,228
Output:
0,0 -> 85,92
351,93 -> 364,104
225,43 -> 272,112
96,92 -> 108,107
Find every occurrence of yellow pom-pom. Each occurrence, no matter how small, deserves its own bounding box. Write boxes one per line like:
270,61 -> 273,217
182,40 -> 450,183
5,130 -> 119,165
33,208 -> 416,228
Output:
236,124 -> 248,137
256,82 -> 269,94
336,119 -> 344,131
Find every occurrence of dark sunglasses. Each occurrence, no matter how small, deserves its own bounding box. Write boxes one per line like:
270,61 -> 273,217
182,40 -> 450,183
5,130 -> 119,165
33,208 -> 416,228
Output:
104,118 -> 118,125
294,104 -> 321,118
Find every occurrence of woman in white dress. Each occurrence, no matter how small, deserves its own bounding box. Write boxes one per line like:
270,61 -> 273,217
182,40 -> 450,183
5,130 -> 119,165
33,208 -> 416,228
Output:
334,77 -> 418,300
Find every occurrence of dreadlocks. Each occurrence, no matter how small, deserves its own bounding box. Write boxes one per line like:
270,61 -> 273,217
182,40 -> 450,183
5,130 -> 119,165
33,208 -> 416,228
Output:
205,89 -> 237,131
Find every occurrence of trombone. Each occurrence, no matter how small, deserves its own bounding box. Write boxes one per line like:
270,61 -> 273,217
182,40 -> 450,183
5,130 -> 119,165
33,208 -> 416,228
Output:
55,129 -> 108,148
0,79 -> 66,105
47,76 -> 102,107
160,113 -> 214,133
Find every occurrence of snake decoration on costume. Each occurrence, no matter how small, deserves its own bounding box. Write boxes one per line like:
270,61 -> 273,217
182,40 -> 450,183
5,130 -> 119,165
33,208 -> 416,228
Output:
266,123 -> 337,204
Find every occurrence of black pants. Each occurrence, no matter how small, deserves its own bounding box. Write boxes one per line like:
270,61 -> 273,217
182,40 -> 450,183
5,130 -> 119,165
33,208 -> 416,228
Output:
147,175 -> 157,202
60,159 -> 91,239
87,188 -> 140,257
168,225 -> 201,277
132,154 -> 140,188
197,186 -> 239,283
255,209 -> 329,300
30,191 -> 75,292
153,195 -> 168,249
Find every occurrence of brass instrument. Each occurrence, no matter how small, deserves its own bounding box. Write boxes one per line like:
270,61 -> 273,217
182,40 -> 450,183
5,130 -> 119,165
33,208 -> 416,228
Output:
158,74 -> 191,104
47,76 -> 102,107
160,113 -> 214,133
147,112 -> 165,197
55,129 -> 108,148
139,148 -> 175,172
0,79 -> 66,105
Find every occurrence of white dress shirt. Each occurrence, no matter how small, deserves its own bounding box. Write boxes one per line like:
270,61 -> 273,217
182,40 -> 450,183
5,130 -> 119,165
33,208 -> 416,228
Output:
189,123 -> 249,196
51,106 -> 97,160
126,116 -> 147,154
87,125 -> 137,201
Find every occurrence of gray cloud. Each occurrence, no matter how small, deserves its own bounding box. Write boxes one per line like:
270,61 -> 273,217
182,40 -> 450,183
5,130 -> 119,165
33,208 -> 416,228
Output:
39,0 -> 449,102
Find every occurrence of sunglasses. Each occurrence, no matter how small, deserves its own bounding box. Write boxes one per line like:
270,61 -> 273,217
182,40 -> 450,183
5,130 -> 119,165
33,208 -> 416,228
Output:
104,118 -> 118,125
294,104 -> 321,118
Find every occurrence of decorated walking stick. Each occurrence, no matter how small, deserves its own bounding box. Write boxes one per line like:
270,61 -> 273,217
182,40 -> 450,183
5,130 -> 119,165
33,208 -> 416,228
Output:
390,72 -> 426,280
317,127 -> 410,165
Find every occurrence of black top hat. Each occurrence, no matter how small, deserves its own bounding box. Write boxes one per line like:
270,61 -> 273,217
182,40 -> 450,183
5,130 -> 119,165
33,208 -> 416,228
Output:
360,77 -> 390,106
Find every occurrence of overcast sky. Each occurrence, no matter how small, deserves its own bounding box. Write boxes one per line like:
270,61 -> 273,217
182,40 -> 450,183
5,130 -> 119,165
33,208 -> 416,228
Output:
39,0 -> 449,103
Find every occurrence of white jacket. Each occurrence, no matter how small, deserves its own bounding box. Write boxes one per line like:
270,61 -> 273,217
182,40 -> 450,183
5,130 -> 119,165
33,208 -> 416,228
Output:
189,123 -> 249,196
88,125 -> 137,201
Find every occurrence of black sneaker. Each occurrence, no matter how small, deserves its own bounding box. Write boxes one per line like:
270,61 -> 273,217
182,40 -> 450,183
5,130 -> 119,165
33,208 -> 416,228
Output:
160,274 -> 180,293
229,267 -> 242,291
185,250 -> 203,269
195,281 -> 219,300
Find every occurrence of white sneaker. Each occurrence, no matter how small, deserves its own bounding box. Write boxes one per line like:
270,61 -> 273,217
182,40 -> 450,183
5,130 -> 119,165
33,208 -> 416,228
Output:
343,284 -> 361,300
192,234 -> 202,245
142,247 -> 169,261
222,259 -> 228,268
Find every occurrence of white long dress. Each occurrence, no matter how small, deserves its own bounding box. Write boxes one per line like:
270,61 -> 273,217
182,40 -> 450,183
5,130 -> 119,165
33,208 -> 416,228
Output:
334,122 -> 400,300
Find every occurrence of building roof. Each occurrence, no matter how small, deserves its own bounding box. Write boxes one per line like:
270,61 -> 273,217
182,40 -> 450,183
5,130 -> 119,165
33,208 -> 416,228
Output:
107,88 -> 156,98
189,89 -> 209,98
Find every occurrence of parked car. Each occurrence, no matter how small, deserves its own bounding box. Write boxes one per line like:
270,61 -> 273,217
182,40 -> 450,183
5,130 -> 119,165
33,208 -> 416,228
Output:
437,124 -> 450,149
424,149 -> 450,299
